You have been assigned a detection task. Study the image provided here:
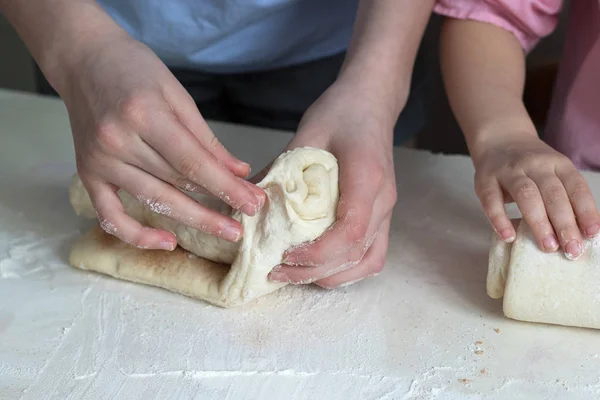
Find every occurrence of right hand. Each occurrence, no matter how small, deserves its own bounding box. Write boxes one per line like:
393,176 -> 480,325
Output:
472,134 -> 600,260
59,33 -> 265,250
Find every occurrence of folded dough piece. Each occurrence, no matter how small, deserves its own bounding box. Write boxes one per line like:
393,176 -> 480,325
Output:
488,218 -> 600,329
69,147 -> 339,307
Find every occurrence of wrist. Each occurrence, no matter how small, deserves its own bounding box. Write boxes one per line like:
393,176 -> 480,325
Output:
334,66 -> 409,130
338,49 -> 413,113
468,123 -> 539,165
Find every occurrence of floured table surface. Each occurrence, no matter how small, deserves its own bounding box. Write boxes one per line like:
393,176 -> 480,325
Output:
3,90 -> 600,400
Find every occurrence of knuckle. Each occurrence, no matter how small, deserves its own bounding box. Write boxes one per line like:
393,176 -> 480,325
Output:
206,134 -> 222,153
95,120 -> 124,154
345,220 -> 369,243
118,93 -> 150,128
177,155 -> 204,181
363,160 -> 385,187
370,257 -> 386,274
382,184 -> 398,209
529,218 -> 551,235
569,179 -> 591,201
541,184 -> 564,206
510,152 -> 537,169
477,187 -> 499,207
512,179 -> 538,201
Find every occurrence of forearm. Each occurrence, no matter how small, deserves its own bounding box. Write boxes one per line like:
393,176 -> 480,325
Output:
0,0 -> 126,92
440,19 -> 537,162
338,0 -> 435,120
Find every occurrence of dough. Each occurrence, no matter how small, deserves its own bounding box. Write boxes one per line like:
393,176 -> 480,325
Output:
488,218 -> 600,329
69,147 -> 339,307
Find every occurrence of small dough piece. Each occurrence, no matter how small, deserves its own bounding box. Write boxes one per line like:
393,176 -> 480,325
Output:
488,219 -> 600,329
69,147 -> 339,307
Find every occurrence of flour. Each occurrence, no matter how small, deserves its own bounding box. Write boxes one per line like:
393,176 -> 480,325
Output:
98,218 -> 117,235
0,231 -> 77,280
6,108 -> 600,400
137,195 -> 172,216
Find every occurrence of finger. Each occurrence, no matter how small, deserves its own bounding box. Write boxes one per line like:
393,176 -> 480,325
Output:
273,205 -> 392,284
475,176 -> 515,242
123,137 -> 212,195
164,84 -> 251,177
141,113 -> 263,215
556,165 -> 600,239
532,173 -> 582,259
101,163 -> 244,243
125,138 -> 264,204
85,179 -> 177,250
505,174 -> 559,253
315,217 -> 391,289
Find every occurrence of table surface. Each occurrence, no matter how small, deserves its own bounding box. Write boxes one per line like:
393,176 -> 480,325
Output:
2,89 -> 600,400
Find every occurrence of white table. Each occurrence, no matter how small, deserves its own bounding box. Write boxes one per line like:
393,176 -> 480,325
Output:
2,89 -> 600,400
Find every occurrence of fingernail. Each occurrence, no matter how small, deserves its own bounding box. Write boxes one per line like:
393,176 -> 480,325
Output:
542,236 -> 559,252
268,271 -> 290,283
221,225 -> 241,242
565,240 -> 582,260
159,241 -> 175,251
241,202 -> 257,216
499,229 -> 515,243
585,224 -> 600,238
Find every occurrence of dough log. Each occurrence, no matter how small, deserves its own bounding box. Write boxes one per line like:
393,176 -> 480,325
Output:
69,147 -> 339,307
488,218 -> 600,329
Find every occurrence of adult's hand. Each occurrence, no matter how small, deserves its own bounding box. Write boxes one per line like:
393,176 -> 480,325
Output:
62,33 -> 265,250
267,81 -> 398,288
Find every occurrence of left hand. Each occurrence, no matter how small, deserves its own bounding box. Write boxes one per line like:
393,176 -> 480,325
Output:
265,81 -> 399,288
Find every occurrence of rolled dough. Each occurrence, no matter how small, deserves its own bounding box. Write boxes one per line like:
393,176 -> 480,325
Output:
488,218 -> 600,329
69,147 -> 339,307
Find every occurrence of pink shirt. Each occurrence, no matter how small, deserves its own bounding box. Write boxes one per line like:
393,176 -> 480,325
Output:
434,0 -> 600,171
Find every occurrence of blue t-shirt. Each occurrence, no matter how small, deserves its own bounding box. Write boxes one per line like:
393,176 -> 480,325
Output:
98,0 -> 358,73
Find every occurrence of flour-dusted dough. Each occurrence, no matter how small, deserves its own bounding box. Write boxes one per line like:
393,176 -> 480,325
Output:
488,218 -> 600,329
69,147 -> 339,307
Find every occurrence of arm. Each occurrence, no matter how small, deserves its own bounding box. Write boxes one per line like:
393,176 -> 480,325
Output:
269,0 -> 435,287
0,1 -> 263,250
441,19 -> 535,163
440,17 -> 600,260
338,0 -> 435,125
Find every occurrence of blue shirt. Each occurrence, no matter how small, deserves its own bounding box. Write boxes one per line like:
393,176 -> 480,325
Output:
98,0 -> 358,73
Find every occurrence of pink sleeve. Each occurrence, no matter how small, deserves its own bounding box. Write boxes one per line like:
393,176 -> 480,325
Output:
434,0 -> 563,52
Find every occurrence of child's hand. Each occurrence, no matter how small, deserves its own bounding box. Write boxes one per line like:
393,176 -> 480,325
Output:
472,135 -> 600,260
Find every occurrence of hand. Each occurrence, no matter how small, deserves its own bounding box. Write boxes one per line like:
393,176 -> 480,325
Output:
266,81 -> 398,288
60,33 -> 265,250
472,134 -> 600,259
